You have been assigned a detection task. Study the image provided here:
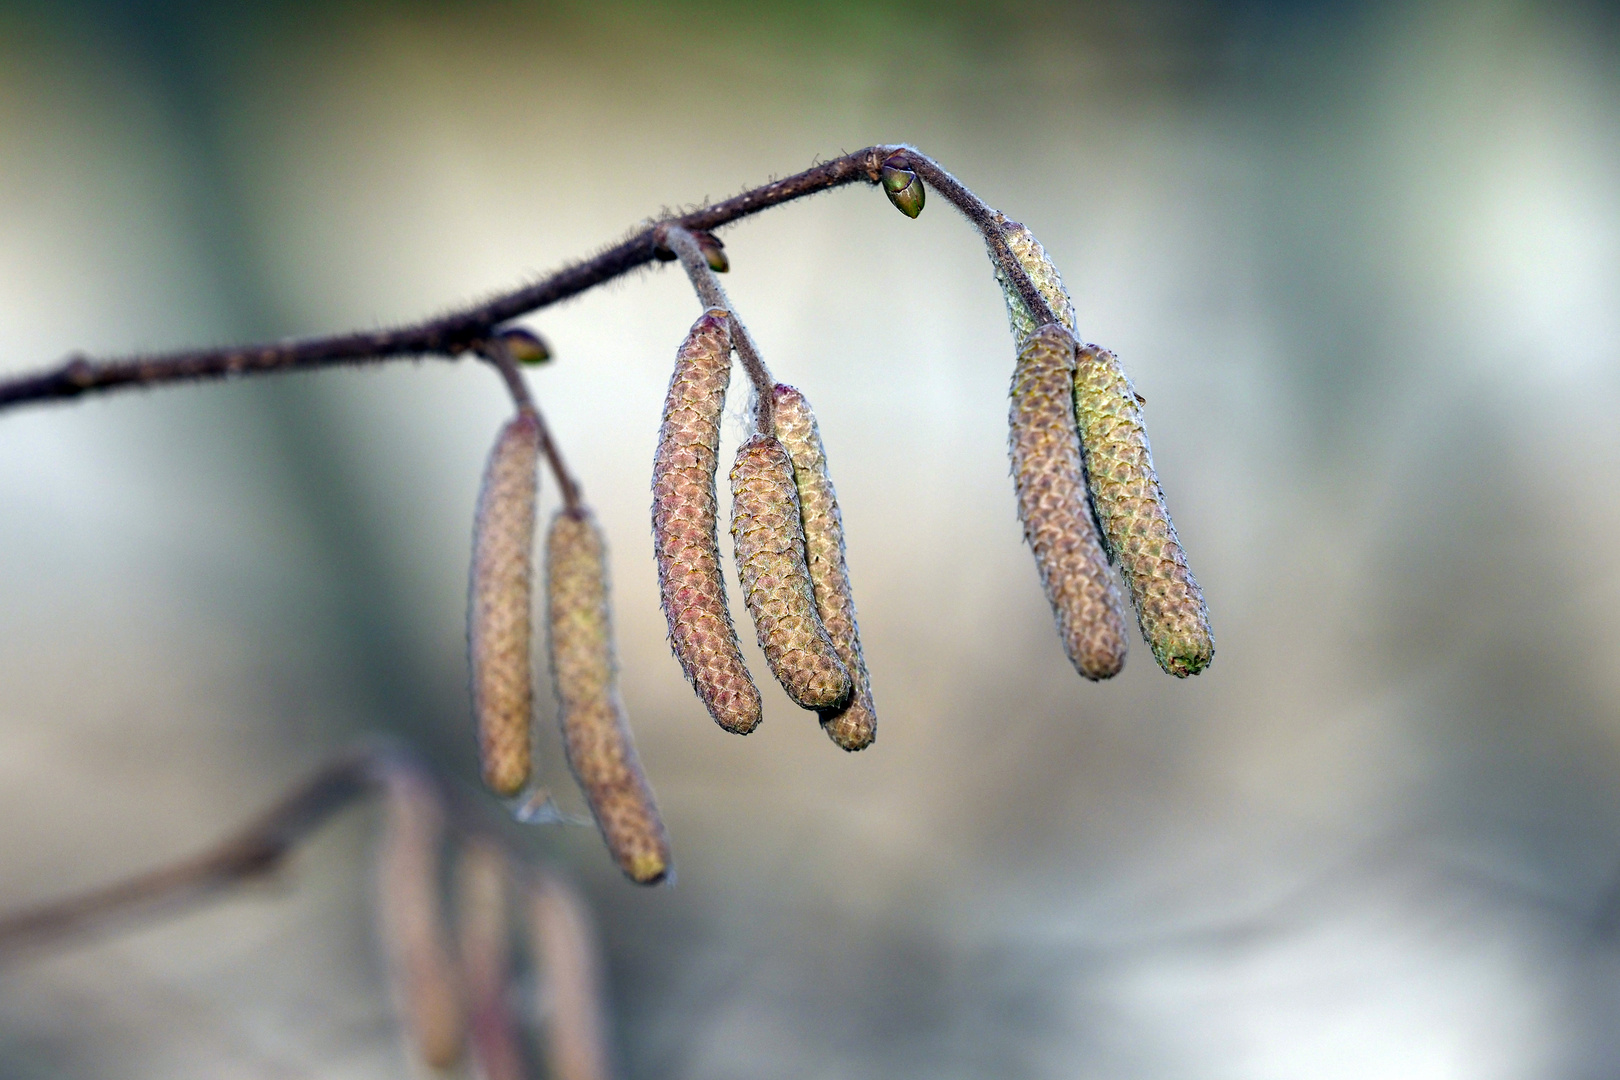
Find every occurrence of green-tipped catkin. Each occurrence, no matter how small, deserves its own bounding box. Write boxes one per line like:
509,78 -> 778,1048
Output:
1010,325 -> 1130,680
547,508 -> 672,885
527,877 -> 614,1080
1073,343 -> 1214,677
730,433 -> 851,712
991,215 -> 1078,346
456,840 -> 525,1080
469,408 -> 540,796
770,385 -> 876,750
378,772 -> 465,1070
652,309 -> 763,734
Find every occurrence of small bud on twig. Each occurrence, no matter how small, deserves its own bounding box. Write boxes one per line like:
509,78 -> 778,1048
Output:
730,433 -> 851,711
496,328 -> 552,366
470,408 -> 541,796
880,153 -> 925,218
377,772 -> 465,1070
654,229 -> 727,272
652,309 -> 764,733
1073,344 -> 1214,677
1010,325 -> 1130,680
771,385 -> 877,749
548,508 -> 672,885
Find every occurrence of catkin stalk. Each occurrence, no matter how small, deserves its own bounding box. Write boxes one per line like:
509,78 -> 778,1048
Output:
652,309 -> 764,734
548,508 -> 672,885
730,433 -> 851,711
770,385 -> 876,749
527,877 -> 614,1080
991,215 -> 1078,346
1073,344 -> 1214,676
377,772 -> 465,1070
1010,325 -> 1130,680
469,408 -> 541,796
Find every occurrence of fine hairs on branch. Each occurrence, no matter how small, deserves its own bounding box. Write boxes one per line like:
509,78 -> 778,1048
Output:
0,145 -> 1214,891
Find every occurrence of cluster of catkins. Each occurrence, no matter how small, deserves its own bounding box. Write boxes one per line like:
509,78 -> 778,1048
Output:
377,771 -> 613,1080
463,173 -> 1212,888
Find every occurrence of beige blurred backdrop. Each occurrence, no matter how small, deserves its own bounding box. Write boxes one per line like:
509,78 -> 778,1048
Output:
3,1 -> 1620,1076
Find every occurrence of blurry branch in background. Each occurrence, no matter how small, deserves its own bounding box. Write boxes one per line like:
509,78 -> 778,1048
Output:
0,146 -> 1051,412
0,742 -> 619,1079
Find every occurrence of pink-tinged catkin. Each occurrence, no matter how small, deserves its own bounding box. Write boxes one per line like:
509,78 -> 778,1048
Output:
469,408 -> 540,796
547,508 -> 671,885
527,876 -> 614,1080
652,309 -> 764,734
377,772 -> 465,1070
1073,343 -> 1214,677
456,840 -> 526,1080
730,433 -> 851,711
770,385 -> 876,749
1009,325 -> 1131,680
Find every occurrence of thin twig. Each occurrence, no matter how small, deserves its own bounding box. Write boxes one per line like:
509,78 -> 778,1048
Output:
0,742 -> 518,965
0,147 -> 895,413
661,224 -> 775,434
896,149 -> 1060,331
478,339 -> 583,512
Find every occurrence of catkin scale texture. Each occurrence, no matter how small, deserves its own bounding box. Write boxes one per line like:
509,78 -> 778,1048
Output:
1010,325 -> 1130,680
771,385 -> 876,749
652,310 -> 764,734
1073,344 -> 1214,677
993,216 -> 1078,346
730,433 -> 851,712
377,774 -> 464,1070
469,408 -> 540,796
548,509 -> 671,885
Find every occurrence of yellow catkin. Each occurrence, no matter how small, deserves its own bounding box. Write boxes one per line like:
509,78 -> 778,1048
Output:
770,384 -> 876,749
1010,325 -> 1131,680
547,508 -> 672,885
456,839 -> 525,1080
991,215 -> 1078,346
730,433 -> 851,711
377,771 -> 465,1070
1073,343 -> 1214,676
469,408 -> 540,796
527,876 -> 614,1080
652,309 -> 764,734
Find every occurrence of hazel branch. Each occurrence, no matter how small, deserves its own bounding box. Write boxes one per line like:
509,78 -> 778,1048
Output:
0,742 -> 514,964
0,147 -> 895,413
661,224 -> 776,434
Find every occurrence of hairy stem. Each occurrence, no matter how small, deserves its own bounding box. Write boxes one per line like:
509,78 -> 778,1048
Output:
479,340 -> 583,512
662,224 -> 775,434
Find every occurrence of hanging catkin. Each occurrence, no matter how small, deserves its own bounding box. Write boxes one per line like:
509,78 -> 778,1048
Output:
730,433 -> 851,712
547,508 -> 671,885
456,839 -> 525,1080
652,309 -> 764,734
770,384 -> 876,749
1010,325 -> 1130,680
469,407 -> 540,796
991,215 -> 1078,346
377,771 -> 464,1070
1073,343 -> 1214,677
527,876 -> 614,1080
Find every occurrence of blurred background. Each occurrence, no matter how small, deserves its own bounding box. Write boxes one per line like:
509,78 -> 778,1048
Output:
2,0 -> 1619,1075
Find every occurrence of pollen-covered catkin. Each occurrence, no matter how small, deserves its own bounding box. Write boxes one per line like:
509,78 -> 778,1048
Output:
469,407 -> 540,796
1073,343 -> 1214,677
992,215 -> 1078,346
377,772 -> 464,1070
547,508 -> 671,885
730,433 -> 851,711
652,309 -> 764,734
770,385 -> 876,749
1010,325 -> 1130,680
